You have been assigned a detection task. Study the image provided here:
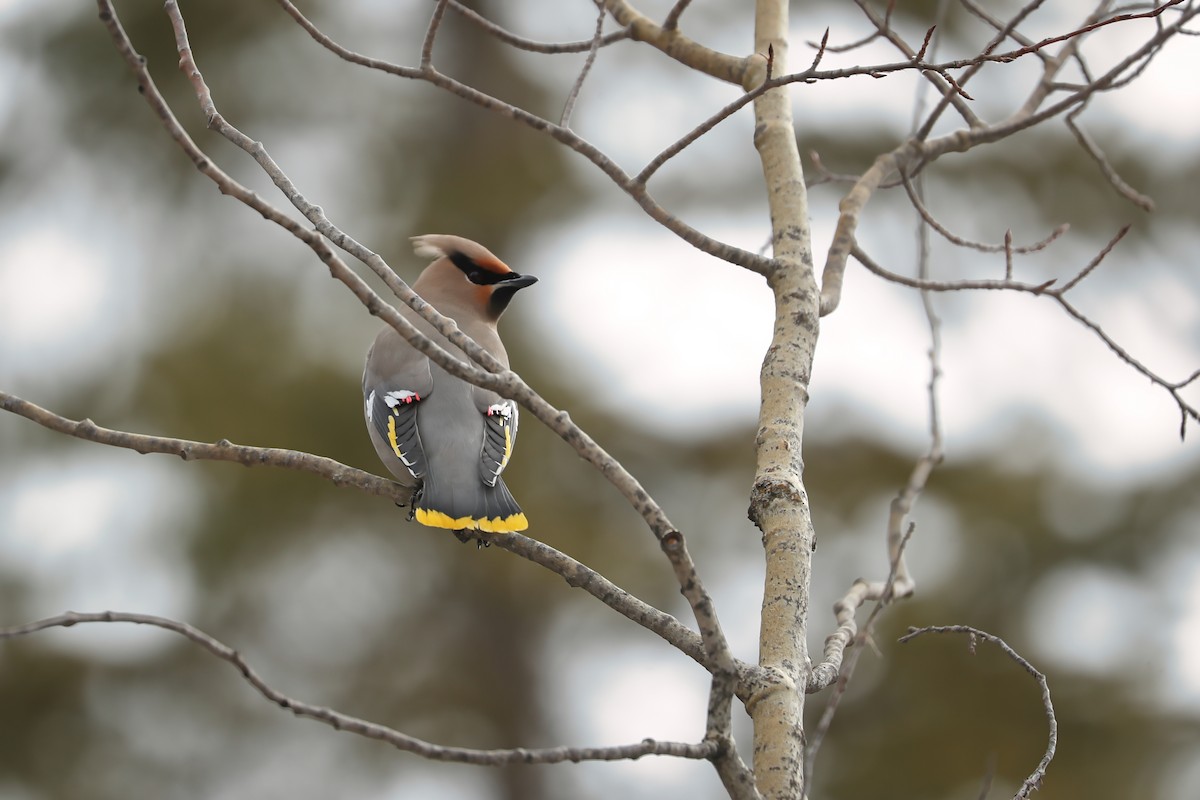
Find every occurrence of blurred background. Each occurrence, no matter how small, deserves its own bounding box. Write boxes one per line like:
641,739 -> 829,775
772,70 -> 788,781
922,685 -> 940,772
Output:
1,1 -> 1198,798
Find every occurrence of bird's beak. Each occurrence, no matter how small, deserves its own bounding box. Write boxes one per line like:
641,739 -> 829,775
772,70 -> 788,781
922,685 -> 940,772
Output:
501,273 -> 538,290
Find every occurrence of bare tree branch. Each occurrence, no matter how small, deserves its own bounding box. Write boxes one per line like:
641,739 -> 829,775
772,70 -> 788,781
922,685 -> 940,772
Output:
420,0 -> 449,69
1065,110 -> 1156,211
662,0 -> 695,32
852,232 -> 1200,438
560,1 -> 607,127
898,169 -> 1069,254
447,0 -> 630,53
659,530 -> 760,797
817,0 -> 1197,317
852,0 -> 982,128
899,625 -> 1057,799
0,390 -> 404,500
602,0 -> 748,84
0,612 -> 718,766
915,0 -> 1050,140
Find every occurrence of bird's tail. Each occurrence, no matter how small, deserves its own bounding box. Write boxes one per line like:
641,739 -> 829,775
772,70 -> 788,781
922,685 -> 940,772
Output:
414,476 -> 528,533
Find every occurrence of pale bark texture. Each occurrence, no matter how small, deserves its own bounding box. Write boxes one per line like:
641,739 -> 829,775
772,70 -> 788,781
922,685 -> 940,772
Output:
744,2 -> 820,798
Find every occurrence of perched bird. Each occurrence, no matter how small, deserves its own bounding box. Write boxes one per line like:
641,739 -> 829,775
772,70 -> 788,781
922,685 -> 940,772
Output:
363,234 -> 536,533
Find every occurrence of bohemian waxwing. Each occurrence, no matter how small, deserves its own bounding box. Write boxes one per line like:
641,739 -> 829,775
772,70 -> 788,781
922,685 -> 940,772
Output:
363,234 -> 536,533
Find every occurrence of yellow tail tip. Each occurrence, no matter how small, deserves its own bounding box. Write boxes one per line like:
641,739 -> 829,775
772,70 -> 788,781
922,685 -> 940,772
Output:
415,508 -> 528,533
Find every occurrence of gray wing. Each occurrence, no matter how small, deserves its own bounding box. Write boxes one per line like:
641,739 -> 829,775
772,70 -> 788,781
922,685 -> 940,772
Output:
478,398 -> 519,487
364,331 -> 434,481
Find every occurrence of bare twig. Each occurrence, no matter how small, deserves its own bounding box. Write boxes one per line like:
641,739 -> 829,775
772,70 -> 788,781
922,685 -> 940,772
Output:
807,28 -> 830,71
662,0 -> 694,31
0,390 -> 404,500
420,0 -> 450,69
1056,224 -> 1130,293
809,0 -> 890,54
1003,0 -> 1184,69
958,0 -> 1045,55
658,529 -> 759,796
916,0 -> 1049,140
635,81 -> 770,185
805,150 -> 861,187
899,625 -> 1057,799
1065,110 -> 1156,211
602,0 -> 748,85
805,521 -> 914,753
0,611 -> 718,766
447,0 -> 630,53
817,1 -> 1197,317
899,169 -> 1069,254
1004,229 -> 1015,280
853,0 -> 982,128
852,232 -> 1200,438
560,1 -> 607,127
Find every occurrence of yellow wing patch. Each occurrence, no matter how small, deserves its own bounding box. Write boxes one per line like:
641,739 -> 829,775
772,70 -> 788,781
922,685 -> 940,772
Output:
387,415 -> 403,458
500,424 -> 513,471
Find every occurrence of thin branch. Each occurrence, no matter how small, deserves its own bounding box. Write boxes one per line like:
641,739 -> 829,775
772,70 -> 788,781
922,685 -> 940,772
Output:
420,0 -> 450,69
662,0 -> 694,31
1005,229 -> 1015,280
1015,1 -> 1115,121
899,169 -> 1069,254
485,532 -> 739,675
899,625 -> 1057,799
0,611 -> 718,766
809,0 -> 891,54
958,0 -> 1045,55
1053,291 -> 1199,440
635,80 -> 771,185
1056,224 -> 1130,293
602,0 -> 748,85
447,0 -> 630,53
817,1 -> 1197,316
657,529 -> 758,796
0,390 -> 404,501
852,0 -> 982,128
916,0 -> 1049,140
757,3 -> 1195,97
1006,0 -> 1184,68
1065,110 -> 1156,211
805,521 -> 914,778
852,235 -> 1200,439
560,1 -> 606,128
818,142 -> 920,316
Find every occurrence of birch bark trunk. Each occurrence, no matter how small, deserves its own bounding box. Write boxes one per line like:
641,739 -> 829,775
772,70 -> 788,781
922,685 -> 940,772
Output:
745,2 -> 820,798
